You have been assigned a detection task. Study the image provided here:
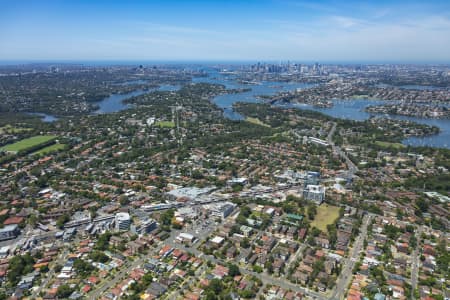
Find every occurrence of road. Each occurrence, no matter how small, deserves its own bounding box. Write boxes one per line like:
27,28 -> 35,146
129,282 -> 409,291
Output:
89,200 -> 370,300
410,225 -> 423,299
31,246 -> 69,299
88,252 -> 151,299
330,214 -> 371,300
285,242 -> 307,272
165,261 -> 207,299
327,122 -> 358,178
243,268 -> 326,300
89,214 -> 220,299
163,238 -> 326,300
327,122 -> 337,143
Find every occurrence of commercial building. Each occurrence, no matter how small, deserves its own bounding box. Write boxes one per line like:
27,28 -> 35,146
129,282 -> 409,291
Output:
0,224 -> 20,241
115,212 -> 131,231
167,186 -> 215,201
308,137 -> 329,147
0,246 -> 10,258
303,185 -> 326,205
211,236 -> 225,246
203,201 -> 237,219
304,171 -> 321,187
176,232 -> 195,244
131,218 -> 157,235
227,177 -> 248,186
240,225 -> 253,237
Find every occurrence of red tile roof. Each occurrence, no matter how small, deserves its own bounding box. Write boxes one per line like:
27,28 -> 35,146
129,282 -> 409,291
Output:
3,216 -> 24,225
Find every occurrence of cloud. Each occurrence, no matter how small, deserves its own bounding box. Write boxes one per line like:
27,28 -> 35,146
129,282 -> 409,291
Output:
130,21 -> 220,35
330,16 -> 366,29
1,1 -> 450,61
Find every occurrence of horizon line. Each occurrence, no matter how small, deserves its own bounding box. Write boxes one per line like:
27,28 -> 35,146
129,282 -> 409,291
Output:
1,59 -> 450,66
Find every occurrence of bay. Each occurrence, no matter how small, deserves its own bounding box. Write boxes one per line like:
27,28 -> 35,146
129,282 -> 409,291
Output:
196,71 -> 450,149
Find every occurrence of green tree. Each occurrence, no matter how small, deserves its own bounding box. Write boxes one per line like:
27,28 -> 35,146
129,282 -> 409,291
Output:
73,259 -> 95,277
57,284 -> 74,298
56,214 -> 70,229
94,232 -> 112,250
241,237 -> 250,249
228,263 -> 241,277
7,254 -> 35,285
89,250 -> 109,263
307,204 -> 317,220
208,279 -> 224,294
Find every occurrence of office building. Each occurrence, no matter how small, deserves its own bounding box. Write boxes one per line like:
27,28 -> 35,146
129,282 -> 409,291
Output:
115,212 -> 131,231
303,185 -> 326,205
0,224 -> 20,241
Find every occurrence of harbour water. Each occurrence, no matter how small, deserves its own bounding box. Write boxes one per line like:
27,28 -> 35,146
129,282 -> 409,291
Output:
196,71 -> 450,148
93,90 -> 148,114
213,81 -> 316,120
94,84 -> 182,114
31,70 -> 450,149
32,84 -> 181,120
289,100 -> 450,148
193,69 -> 316,119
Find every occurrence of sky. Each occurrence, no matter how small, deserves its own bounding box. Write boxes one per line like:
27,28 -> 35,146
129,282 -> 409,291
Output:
1,0 -> 450,63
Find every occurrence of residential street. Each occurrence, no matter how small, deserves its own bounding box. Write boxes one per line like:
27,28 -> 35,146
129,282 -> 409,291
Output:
164,237 -> 327,300
89,210 -> 372,300
327,122 -> 358,177
411,225 -> 423,299
330,214 -> 371,300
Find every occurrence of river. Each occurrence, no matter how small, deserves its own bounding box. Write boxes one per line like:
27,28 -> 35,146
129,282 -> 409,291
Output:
289,99 -> 450,148
194,70 -> 450,148
32,70 -> 450,149
192,69 -> 317,119
94,84 -> 181,114
33,84 -> 181,119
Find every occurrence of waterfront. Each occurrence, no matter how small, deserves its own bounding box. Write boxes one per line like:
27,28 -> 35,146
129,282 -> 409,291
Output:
213,81 -> 316,119
28,72 -> 450,149
195,72 -> 450,148
93,89 -> 147,114
290,99 -> 450,148
94,84 -> 181,114
193,70 -> 317,119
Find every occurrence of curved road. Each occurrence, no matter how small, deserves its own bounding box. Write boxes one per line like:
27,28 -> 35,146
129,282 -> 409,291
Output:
327,122 -> 358,178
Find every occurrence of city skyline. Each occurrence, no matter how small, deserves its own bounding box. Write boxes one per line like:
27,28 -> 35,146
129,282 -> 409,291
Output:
1,0 -> 450,62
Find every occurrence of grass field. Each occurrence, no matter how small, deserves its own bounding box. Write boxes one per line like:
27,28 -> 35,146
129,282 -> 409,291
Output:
246,117 -> 270,127
0,135 -> 57,153
310,204 -> 340,232
374,141 -> 406,149
32,143 -> 66,155
155,121 -> 175,128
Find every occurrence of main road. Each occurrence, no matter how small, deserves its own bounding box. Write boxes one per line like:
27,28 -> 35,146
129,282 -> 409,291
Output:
330,214 -> 371,300
327,122 -> 358,178
88,212 -> 221,299
410,225 -> 423,299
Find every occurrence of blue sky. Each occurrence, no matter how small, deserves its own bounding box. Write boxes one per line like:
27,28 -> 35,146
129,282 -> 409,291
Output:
1,0 -> 450,62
